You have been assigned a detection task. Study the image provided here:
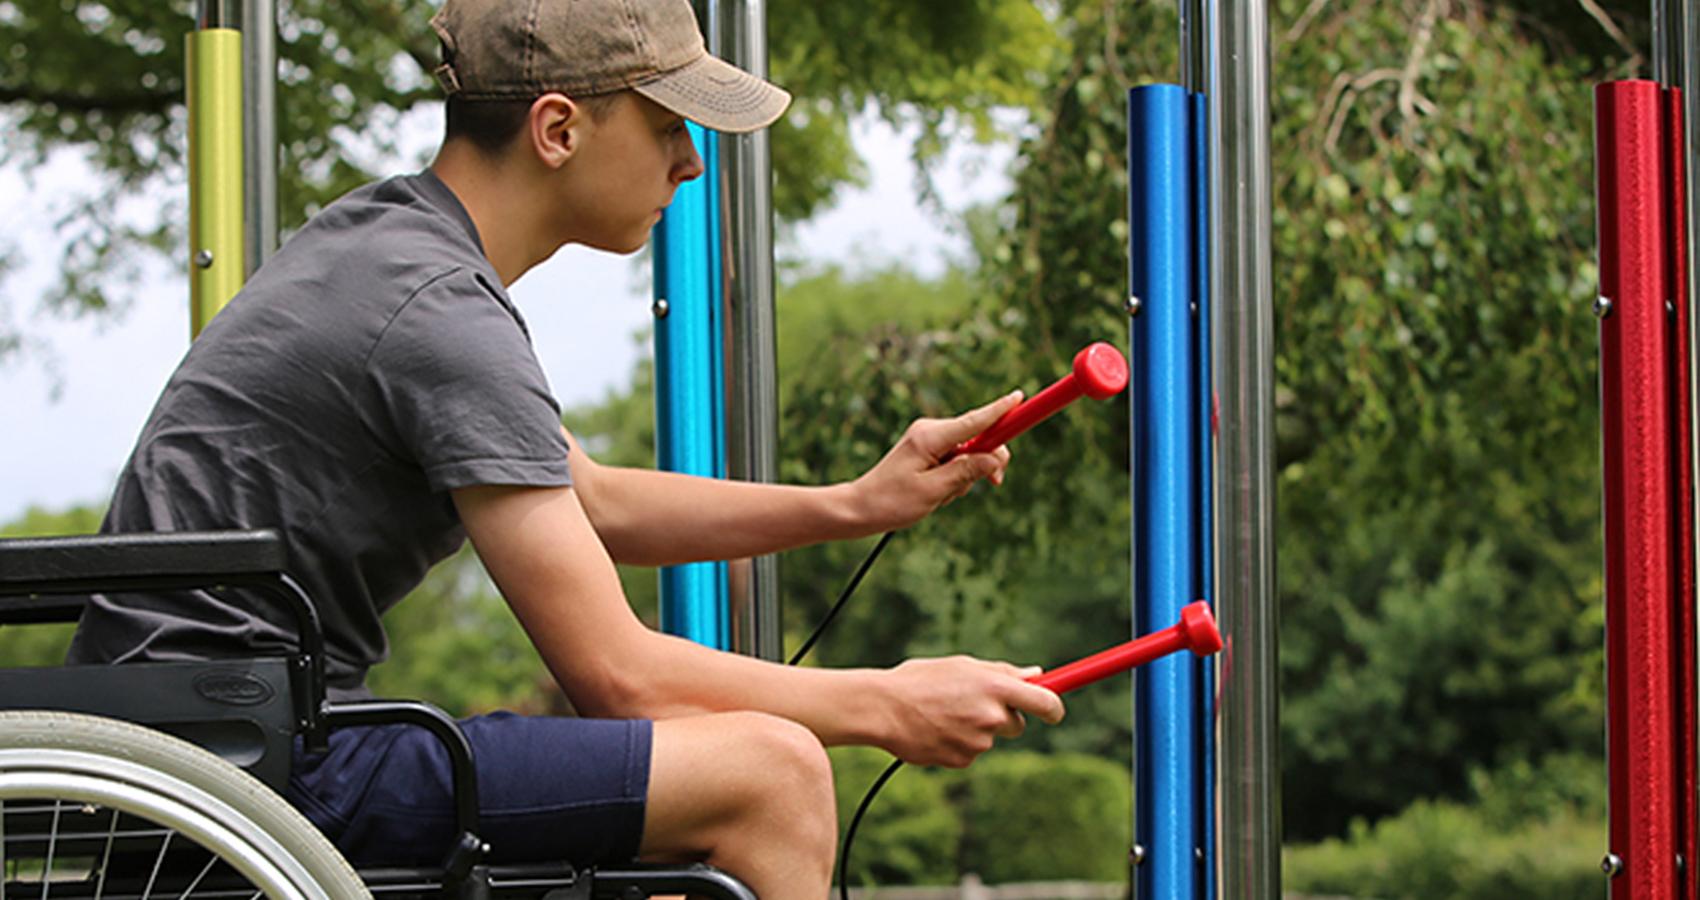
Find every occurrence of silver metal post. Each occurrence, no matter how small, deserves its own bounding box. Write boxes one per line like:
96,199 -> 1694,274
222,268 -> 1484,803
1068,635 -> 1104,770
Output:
717,0 -> 782,661
195,0 -> 239,29
1207,0 -> 1282,896
1179,0 -> 1207,92
242,0 -> 278,274
1674,0 -> 1700,886
1658,0 -> 1684,85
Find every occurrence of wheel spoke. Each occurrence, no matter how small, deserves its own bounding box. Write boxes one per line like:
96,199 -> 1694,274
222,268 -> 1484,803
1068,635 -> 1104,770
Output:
140,830 -> 172,900
38,801 -> 60,900
93,806 -> 119,900
179,852 -> 218,899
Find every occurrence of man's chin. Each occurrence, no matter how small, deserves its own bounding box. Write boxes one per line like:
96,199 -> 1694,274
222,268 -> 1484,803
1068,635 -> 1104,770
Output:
585,234 -> 650,256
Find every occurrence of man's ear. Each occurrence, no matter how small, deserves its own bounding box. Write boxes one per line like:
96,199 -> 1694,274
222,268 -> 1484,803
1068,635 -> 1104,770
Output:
527,93 -> 582,170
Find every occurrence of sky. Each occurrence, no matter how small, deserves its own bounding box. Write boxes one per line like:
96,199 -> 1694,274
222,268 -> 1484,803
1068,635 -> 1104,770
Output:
0,112 -> 1015,523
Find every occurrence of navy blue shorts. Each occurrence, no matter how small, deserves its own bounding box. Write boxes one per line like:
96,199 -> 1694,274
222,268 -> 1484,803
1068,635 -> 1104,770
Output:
285,712 -> 653,867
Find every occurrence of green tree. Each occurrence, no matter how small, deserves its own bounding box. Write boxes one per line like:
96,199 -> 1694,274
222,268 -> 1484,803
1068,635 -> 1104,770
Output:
0,0 -> 1058,355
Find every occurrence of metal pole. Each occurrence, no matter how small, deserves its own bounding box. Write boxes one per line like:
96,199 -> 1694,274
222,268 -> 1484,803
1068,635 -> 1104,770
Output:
242,0 -> 278,274
1179,0 -> 1207,92
717,0 -> 782,662
194,0 -> 239,28
1660,0 -> 1700,889
1682,3 -> 1700,891
1207,0 -> 1281,896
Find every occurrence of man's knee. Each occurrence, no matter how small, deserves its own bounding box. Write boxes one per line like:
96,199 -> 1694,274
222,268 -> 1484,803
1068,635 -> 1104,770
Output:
723,712 -> 834,805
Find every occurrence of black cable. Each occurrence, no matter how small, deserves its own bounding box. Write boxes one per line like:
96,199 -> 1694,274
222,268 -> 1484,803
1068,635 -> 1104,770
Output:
787,531 -> 897,666
784,531 -> 903,896
838,758 -> 905,900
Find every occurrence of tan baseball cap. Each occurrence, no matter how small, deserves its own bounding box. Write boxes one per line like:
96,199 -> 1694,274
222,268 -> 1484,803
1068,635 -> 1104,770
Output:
430,0 -> 791,134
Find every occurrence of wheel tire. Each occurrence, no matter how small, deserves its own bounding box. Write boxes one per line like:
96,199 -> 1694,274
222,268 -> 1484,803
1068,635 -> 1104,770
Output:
0,709 -> 369,899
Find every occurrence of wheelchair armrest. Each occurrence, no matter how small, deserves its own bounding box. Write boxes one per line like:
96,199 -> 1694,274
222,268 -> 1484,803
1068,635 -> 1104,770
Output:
0,530 -> 286,600
0,529 -> 332,746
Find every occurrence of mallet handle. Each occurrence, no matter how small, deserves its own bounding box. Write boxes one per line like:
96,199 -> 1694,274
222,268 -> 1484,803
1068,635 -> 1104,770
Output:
1029,601 -> 1221,694
953,342 -> 1129,458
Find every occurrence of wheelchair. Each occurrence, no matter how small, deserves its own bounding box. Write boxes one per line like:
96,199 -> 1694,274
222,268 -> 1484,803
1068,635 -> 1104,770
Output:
0,529 -> 757,899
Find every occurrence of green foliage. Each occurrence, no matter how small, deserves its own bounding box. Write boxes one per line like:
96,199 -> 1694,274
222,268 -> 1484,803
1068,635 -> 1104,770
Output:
1269,0 -> 1616,837
831,747 -> 962,887
1285,752 -> 1604,898
0,0 -> 1059,351
1283,800 -> 1603,899
0,504 -> 105,667
960,751 -> 1130,884
829,747 -> 1132,887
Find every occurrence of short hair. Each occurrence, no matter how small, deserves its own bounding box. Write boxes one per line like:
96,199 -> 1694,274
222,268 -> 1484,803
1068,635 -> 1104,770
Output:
444,92 -> 629,157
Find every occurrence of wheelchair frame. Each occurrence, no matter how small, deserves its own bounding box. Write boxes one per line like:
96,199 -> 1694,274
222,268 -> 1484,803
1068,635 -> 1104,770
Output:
0,528 -> 757,900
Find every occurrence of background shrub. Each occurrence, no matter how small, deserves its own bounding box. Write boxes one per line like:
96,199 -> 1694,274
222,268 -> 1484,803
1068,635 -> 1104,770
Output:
960,751 -> 1131,884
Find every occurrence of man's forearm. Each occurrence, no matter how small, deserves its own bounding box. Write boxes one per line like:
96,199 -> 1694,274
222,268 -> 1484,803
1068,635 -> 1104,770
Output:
574,464 -> 880,565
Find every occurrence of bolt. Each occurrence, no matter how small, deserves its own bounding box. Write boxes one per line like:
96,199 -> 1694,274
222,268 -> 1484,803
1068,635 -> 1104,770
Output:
1130,844 -> 1146,866
1127,294 -> 1143,317
1594,296 -> 1613,319
194,249 -> 214,269
1190,301 -> 1199,317
652,298 -> 669,319
1602,853 -> 1624,877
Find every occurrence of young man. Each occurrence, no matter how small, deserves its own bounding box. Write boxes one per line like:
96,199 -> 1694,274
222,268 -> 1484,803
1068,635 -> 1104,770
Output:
67,1 -> 1065,897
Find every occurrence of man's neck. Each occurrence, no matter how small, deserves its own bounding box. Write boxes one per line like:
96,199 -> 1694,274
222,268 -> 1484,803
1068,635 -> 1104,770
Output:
429,145 -> 556,287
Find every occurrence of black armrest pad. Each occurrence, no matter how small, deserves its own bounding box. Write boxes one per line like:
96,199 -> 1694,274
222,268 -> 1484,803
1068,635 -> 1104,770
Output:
0,530 -> 285,595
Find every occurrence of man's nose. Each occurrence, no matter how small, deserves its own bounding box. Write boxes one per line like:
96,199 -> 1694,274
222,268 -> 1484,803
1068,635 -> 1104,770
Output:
675,141 -> 705,184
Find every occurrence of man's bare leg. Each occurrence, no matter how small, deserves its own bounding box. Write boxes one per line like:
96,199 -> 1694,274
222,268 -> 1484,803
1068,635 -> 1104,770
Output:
640,711 -> 838,900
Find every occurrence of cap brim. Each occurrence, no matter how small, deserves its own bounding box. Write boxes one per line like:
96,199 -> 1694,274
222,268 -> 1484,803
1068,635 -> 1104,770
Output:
632,54 -> 791,134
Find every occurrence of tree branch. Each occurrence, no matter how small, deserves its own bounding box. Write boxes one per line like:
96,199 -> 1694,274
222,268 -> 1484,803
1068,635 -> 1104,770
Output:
1396,0 -> 1443,140
1284,0 -> 1331,45
0,85 -> 176,115
1576,0 -> 1645,72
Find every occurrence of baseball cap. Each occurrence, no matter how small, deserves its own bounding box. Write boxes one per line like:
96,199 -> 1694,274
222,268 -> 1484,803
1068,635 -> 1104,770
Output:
430,0 -> 792,134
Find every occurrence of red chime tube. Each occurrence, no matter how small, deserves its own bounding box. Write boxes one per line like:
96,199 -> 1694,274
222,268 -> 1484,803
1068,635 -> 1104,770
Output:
1596,78 -> 1683,899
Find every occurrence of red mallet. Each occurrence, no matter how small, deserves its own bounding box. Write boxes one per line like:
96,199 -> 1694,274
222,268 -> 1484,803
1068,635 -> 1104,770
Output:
953,342 -> 1129,458
1028,601 -> 1223,695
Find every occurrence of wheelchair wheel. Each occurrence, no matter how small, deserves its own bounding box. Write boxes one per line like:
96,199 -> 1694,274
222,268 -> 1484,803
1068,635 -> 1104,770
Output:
0,710 -> 369,899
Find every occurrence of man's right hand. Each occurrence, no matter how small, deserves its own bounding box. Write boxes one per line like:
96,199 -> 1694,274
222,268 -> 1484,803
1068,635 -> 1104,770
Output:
875,656 -> 1065,768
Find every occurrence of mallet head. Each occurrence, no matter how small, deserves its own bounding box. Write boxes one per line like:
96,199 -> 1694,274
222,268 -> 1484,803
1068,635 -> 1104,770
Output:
1073,342 -> 1130,399
1180,601 -> 1224,655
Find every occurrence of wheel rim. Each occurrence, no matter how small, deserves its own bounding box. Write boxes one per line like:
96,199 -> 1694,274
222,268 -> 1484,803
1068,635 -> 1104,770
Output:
0,749 -> 330,900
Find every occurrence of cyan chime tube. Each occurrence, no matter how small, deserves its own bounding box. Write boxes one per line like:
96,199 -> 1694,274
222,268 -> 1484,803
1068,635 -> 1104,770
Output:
653,121 -> 730,649
1128,83 -> 1200,900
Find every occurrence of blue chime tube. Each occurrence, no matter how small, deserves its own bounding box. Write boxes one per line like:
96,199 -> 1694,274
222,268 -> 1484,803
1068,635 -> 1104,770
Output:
652,122 -> 730,649
1128,83 -> 1201,899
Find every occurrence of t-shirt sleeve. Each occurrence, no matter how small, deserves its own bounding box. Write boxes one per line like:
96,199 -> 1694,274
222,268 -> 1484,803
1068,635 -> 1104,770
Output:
365,269 -> 572,492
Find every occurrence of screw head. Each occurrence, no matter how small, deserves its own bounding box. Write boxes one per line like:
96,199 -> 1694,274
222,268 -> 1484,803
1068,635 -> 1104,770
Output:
1130,843 -> 1146,866
652,298 -> 669,319
1594,296 -> 1613,319
1602,852 -> 1624,877
194,249 -> 214,269
1127,294 -> 1143,317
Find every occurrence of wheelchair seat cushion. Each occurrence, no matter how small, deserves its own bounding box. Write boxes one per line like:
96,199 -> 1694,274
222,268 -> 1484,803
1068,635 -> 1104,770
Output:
286,710 -> 651,867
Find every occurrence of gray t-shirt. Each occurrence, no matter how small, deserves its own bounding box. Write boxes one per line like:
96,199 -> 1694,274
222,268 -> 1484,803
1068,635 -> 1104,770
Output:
67,171 -> 572,698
